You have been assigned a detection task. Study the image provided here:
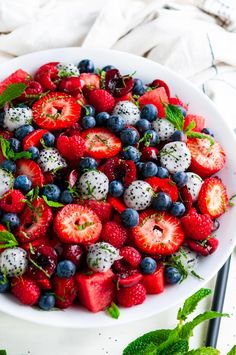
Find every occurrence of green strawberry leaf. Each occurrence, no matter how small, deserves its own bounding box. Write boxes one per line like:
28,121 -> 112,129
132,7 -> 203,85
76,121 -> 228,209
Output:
0,83 -> 27,108
180,311 -> 229,340
186,347 -> 220,354
106,302 -> 120,319
0,230 -> 18,249
165,104 -> 185,131
186,131 -> 214,145
42,195 -> 64,208
0,136 -> 32,161
227,345 -> 236,355
177,288 -> 212,321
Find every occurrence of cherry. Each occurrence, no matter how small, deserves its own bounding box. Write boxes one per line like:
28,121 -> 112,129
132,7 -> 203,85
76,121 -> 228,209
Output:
58,77 -> 82,97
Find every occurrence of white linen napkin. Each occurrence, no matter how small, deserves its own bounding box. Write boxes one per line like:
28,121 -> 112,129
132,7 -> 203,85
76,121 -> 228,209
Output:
0,0 -> 235,129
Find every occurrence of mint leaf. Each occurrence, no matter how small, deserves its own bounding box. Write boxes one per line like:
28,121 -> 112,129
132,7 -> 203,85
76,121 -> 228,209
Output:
187,348 -> 220,354
186,131 -> 214,145
165,105 -> 185,131
0,83 -> 27,108
42,195 -> 64,208
142,343 -> 157,355
107,302 -> 120,319
25,186 -> 39,202
154,328 -> 179,353
180,311 -> 229,339
177,288 -> 211,321
0,230 -> 18,249
227,345 -> 236,355
162,339 -> 189,354
0,136 -> 31,161
184,121 -> 196,133
0,350 -> 7,355
123,329 -> 172,355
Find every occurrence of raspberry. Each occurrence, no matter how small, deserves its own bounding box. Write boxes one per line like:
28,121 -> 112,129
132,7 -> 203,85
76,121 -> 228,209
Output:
120,246 -> 141,268
0,189 -> 25,213
57,134 -> 86,161
103,157 -> 136,187
187,237 -> 219,256
11,277 -> 40,305
87,89 -> 115,113
102,221 -> 128,248
117,283 -> 146,307
181,208 -> 213,241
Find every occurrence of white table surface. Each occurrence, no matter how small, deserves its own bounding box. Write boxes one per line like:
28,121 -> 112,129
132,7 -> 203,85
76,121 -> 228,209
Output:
0,249 -> 236,355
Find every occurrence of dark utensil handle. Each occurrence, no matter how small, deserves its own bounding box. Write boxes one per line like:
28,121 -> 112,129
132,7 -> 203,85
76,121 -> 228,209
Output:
206,255 -> 231,348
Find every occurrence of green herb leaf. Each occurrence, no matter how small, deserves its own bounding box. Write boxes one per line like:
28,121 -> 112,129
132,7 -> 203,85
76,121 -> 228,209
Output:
190,270 -> 204,280
227,345 -> 236,355
187,347 -> 220,354
177,288 -> 211,321
180,311 -> 229,340
184,120 -> 196,133
75,221 -> 94,231
25,186 -> 39,202
186,131 -> 214,145
0,136 -> 32,161
165,104 -> 185,131
0,230 -> 18,249
42,195 -> 64,208
107,302 -> 120,319
0,350 -> 7,355
163,339 -> 189,354
0,83 -> 27,108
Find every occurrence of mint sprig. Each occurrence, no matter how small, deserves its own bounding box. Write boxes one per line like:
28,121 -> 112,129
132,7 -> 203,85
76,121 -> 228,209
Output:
123,288 -> 229,355
0,231 -> 18,249
107,302 -> 120,319
42,195 -> 64,208
0,136 -> 32,161
0,83 -> 27,109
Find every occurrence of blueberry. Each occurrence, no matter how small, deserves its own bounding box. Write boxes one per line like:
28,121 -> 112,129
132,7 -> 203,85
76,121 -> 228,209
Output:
42,184 -> 61,202
0,272 -> 10,293
136,119 -> 151,133
0,112 -> 5,127
144,130 -> 160,146
212,219 -> 220,232
78,59 -> 95,73
9,138 -> 21,152
152,192 -> 172,211
176,105 -> 187,117
156,167 -> 169,179
102,65 -> 116,72
38,293 -> 56,310
172,172 -> 188,188
95,112 -> 110,126
170,202 -> 186,217
140,257 -> 157,274
132,79 -> 146,96
14,175 -> 32,193
140,104 -> 158,122
121,146 -> 141,162
79,157 -> 97,171
136,161 -> 145,172
171,130 -> 187,142
81,115 -> 96,129
120,208 -> 139,228
42,132 -> 55,147
201,128 -> 214,137
56,260 -> 76,278
81,105 -> 95,117
120,127 -> 139,145
164,266 -> 182,284
2,213 -> 20,229
142,162 -> 158,178
107,115 -> 125,133
109,180 -> 124,197
60,190 -> 73,204
14,124 -> 34,141
0,160 -> 16,173
28,146 -> 39,160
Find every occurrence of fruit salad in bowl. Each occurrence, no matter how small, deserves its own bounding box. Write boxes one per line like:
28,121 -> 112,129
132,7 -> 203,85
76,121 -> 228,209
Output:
0,48 -> 235,328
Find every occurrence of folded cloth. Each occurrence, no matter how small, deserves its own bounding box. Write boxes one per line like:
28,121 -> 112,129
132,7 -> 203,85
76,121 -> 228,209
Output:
0,0 -> 235,129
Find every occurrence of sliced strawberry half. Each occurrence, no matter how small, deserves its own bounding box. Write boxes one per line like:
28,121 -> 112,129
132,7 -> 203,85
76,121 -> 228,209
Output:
54,204 -> 102,244
22,129 -> 49,150
32,92 -> 81,130
138,87 -> 169,118
198,177 -> 228,218
81,128 -> 122,159
132,209 -> 184,255
187,137 -> 226,178
79,73 -> 100,89
145,177 -> 178,202
184,114 -> 205,132
16,198 -> 53,244
16,159 -> 45,187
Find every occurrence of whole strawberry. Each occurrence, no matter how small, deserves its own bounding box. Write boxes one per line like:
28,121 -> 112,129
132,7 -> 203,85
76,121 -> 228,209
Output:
11,277 -> 40,305
53,276 -> 77,309
181,208 -> 213,241
117,283 -> 146,307
87,89 -> 115,113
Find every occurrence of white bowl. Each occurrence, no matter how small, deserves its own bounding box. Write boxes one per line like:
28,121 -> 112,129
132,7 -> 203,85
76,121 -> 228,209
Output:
0,47 -> 236,328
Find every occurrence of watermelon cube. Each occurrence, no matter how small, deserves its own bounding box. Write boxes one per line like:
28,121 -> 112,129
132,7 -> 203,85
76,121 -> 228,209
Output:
142,265 -> 164,294
138,87 -> 169,118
